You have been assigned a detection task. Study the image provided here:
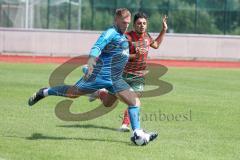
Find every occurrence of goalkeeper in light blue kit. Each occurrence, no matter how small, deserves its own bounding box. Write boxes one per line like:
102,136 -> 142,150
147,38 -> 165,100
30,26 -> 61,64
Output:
28,8 -> 157,145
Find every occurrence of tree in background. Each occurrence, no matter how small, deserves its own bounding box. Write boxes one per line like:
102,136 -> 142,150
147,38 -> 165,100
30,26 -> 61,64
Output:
0,0 -> 239,35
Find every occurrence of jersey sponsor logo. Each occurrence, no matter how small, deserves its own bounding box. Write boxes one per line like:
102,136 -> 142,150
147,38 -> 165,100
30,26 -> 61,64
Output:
122,48 -> 129,57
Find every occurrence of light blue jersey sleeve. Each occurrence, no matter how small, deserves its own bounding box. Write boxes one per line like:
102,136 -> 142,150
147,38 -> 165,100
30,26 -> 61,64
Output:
89,27 -> 116,58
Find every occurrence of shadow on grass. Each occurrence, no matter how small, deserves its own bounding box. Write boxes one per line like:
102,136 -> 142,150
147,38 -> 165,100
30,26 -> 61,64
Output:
25,133 -> 129,145
4,134 -> 141,147
57,124 -> 118,132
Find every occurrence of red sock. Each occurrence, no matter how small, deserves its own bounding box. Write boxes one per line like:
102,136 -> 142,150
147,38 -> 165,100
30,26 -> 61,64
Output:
122,109 -> 130,126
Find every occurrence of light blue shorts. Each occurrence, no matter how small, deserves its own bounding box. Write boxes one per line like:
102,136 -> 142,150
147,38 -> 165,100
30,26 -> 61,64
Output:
74,76 -> 130,94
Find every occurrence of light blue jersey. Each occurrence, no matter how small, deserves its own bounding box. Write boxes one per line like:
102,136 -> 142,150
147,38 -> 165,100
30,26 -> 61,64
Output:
75,26 -> 130,93
91,26 -> 129,80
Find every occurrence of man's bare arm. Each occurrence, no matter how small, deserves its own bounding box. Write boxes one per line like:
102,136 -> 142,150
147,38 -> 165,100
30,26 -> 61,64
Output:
150,15 -> 168,49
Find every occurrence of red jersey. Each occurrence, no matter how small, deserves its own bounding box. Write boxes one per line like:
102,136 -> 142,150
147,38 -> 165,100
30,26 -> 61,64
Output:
124,31 -> 154,76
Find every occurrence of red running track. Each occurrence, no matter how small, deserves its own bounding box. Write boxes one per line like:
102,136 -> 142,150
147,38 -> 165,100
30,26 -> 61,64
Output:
0,55 -> 240,68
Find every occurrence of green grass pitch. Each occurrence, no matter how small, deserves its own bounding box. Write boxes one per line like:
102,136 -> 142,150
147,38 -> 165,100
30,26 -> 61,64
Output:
0,62 -> 239,160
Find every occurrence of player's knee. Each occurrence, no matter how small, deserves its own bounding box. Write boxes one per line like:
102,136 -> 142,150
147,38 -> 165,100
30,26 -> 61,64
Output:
135,98 -> 141,107
128,98 -> 141,106
67,91 -> 80,98
136,92 -> 142,97
132,97 -> 141,106
67,87 -> 82,98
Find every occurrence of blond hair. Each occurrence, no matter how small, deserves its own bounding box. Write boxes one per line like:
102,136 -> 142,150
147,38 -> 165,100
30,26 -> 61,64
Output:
114,8 -> 131,19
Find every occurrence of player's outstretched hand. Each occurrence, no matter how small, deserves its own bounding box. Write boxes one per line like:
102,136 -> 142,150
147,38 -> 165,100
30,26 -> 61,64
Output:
162,15 -> 168,32
86,56 -> 96,78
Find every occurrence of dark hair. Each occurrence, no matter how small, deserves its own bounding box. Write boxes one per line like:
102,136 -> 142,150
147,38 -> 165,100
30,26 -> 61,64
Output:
133,12 -> 148,24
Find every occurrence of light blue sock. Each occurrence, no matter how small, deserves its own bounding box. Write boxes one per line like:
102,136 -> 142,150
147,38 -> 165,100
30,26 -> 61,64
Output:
128,106 -> 140,131
47,85 -> 72,97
